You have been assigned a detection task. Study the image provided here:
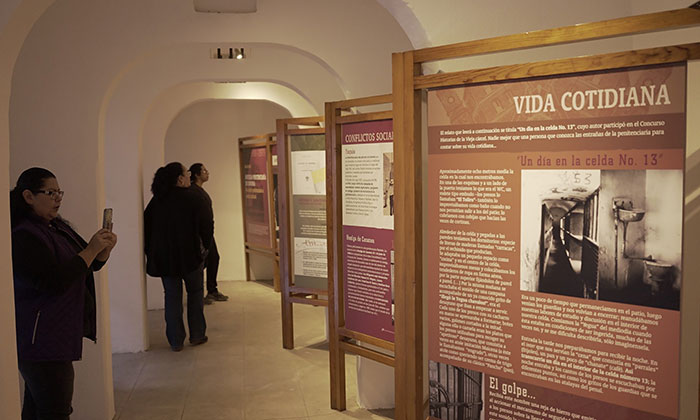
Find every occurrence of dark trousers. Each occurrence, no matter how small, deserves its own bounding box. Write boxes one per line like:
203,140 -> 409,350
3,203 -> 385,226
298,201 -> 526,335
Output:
205,237 -> 220,294
18,360 -> 74,420
161,268 -> 207,347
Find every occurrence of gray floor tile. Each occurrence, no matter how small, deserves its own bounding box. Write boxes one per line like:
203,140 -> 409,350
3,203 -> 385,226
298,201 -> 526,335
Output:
113,280 -> 393,420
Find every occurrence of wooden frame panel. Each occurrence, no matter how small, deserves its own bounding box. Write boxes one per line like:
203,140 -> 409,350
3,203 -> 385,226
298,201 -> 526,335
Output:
415,43 -> 700,90
326,94 -> 395,411
237,133 -> 280,290
392,50 -> 424,420
412,7 -> 700,64
392,6 -> 700,420
277,116 -> 328,350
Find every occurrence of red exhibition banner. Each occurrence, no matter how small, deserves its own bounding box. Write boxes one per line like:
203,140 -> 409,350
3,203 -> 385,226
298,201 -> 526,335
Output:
342,119 -> 395,342
242,146 -> 271,248
427,63 -> 685,420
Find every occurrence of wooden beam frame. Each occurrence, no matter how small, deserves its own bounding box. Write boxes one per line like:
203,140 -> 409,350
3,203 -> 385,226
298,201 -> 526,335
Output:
412,6 -> 700,64
392,50 -> 424,420
326,94 -> 395,411
392,6 -> 700,420
237,133 -> 280,290
277,116 -> 328,350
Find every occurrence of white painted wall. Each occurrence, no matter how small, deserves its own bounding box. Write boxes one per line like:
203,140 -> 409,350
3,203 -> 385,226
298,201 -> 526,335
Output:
3,0 -> 410,416
101,44 -> 348,352
158,99 -> 290,289
141,82 -> 312,309
0,1 -> 55,419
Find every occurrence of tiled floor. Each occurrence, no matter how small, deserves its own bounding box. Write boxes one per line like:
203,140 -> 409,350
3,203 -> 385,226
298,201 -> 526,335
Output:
112,280 -> 393,420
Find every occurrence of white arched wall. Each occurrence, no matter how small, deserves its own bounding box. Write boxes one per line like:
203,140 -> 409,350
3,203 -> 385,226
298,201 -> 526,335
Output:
162,98 -> 293,290
9,0 -> 412,359
141,82 -> 312,311
4,2 -> 411,417
102,45 -> 346,353
142,81 -> 316,205
0,1 -> 55,419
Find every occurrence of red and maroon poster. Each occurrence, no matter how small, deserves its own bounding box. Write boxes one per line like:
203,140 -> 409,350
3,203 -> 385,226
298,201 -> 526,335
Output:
342,120 -> 395,342
427,64 -> 685,420
242,146 -> 271,248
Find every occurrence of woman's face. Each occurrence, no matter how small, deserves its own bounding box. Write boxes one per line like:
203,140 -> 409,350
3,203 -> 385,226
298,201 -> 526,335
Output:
25,177 -> 62,222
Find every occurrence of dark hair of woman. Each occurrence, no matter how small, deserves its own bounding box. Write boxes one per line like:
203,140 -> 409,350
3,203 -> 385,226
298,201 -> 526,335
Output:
151,162 -> 185,198
9,167 -> 56,227
189,163 -> 203,182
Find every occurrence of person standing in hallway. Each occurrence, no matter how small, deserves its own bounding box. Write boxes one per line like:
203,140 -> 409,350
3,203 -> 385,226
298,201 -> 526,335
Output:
10,167 -> 117,420
189,163 -> 229,304
144,162 -> 212,351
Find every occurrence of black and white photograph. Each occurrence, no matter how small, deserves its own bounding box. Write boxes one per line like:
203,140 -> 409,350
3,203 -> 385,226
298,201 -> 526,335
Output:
383,152 -> 394,216
429,361 -> 484,420
520,169 -> 682,310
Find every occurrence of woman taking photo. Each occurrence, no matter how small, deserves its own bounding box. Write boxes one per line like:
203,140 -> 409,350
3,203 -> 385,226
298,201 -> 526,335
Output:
10,167 -> 117,419
144,162 -> 212,351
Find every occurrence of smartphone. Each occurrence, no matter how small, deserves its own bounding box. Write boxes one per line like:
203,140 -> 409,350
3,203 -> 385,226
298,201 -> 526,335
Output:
102,208 -> 113,231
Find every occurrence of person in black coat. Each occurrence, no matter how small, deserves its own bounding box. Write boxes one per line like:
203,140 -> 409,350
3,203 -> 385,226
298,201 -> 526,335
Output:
189,163 -> 228,304
11,167 -> 117,420
144,162 -> 213,351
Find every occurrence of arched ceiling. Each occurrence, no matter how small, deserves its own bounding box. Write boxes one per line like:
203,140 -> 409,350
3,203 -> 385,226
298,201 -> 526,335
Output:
139,81 -> 314,201
8,0 -> 414,192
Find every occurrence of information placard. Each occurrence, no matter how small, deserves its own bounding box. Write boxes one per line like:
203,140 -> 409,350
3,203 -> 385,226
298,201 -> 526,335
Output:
271,144 -> 279,241
242,147 -> 271,248
427,64 -> 685,420
290,134 -> 328,290
342,120 -> 395,342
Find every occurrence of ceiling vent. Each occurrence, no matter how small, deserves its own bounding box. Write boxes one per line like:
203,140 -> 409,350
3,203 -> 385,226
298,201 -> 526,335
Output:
194,0 -> 257,13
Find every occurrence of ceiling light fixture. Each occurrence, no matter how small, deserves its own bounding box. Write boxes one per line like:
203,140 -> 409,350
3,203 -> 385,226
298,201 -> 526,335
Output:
211,47 -> 246,60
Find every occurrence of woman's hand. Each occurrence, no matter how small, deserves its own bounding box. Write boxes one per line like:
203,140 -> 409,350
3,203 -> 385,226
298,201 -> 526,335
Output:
79,229 -> 116,266
96,230 -> 118,261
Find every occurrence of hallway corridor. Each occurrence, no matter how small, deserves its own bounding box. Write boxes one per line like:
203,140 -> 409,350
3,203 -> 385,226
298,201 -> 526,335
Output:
539,226 -> 584,298
112,281 -> 392,420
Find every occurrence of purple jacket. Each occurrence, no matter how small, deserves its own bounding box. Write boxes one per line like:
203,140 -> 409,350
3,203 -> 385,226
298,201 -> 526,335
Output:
12,215 -> 104,361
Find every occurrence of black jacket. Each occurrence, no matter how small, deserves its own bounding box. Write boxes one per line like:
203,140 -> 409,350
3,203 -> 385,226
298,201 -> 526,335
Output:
189,183 -> 214,226
144,187 -> 213,277
12,216 -> 104,361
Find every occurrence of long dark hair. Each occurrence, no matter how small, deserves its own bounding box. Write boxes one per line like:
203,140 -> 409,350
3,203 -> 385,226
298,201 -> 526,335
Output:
151,162 -> 185,198
10,167 -> 56,227
189,163 -> 203,182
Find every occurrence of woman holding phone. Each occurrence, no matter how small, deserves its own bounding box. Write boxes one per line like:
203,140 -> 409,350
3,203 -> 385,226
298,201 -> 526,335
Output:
10,167 -> 117,419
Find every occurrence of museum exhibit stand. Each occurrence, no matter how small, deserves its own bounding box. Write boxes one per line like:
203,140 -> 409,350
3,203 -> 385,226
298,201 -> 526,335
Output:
325,94 -> 396,410
238,132 -> 281,290
388,5 -> 700,420
276,116 -> 330,349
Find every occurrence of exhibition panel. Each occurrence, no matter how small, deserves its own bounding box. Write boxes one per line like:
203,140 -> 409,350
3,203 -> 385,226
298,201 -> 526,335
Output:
238,133 -> 281,290
325,94 -> 395,410
392,6 -> 700,420
277,116 -> 328,349
428,64 -> 685,420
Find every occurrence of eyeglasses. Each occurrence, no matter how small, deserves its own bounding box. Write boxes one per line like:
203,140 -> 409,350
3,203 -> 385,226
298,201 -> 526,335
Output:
35,190 -> 64,200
